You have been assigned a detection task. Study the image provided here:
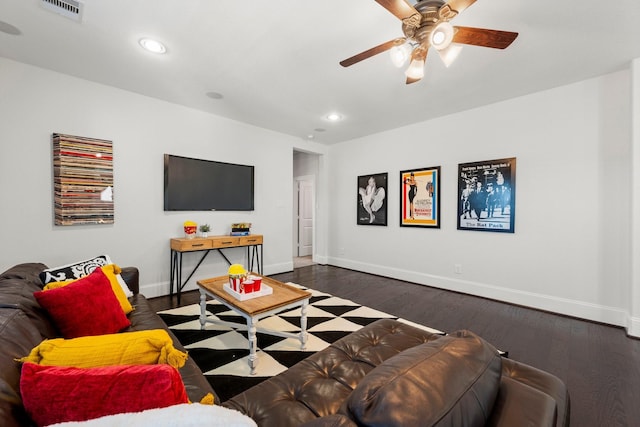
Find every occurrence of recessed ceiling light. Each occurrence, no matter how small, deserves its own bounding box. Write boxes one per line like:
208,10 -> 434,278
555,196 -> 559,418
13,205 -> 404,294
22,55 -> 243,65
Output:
326,113 -> 342,122
206,91 -> 224,100
0,20 -> 21,36
139,38 -> 166,54
307,134 -> 315,140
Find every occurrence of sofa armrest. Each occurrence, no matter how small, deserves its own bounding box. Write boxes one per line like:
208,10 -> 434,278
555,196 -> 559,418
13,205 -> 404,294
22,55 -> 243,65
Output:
487,375 -> 557,427
120,267 -> 139,295
495,358 -> 570,427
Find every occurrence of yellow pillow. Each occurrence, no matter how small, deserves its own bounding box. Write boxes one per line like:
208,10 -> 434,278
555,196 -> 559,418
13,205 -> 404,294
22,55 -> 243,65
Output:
18,329 -> 187,369
42,279 -> 75,288
44,264 -> 133,314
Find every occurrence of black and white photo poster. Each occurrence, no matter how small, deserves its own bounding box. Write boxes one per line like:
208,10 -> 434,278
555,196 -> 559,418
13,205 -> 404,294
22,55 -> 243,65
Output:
357,173 -> 387,226
457,157 -> 516,233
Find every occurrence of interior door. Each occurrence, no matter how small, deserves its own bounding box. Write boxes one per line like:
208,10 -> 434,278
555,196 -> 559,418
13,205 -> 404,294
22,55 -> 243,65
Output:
298,179 -> 313,256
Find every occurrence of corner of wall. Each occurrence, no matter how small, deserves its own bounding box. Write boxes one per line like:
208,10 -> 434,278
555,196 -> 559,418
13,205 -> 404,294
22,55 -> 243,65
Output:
627,314 -> 640,338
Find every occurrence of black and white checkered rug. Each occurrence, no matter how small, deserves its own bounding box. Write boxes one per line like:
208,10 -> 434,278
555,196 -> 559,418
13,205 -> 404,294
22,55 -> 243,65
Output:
158,283 -> 444,402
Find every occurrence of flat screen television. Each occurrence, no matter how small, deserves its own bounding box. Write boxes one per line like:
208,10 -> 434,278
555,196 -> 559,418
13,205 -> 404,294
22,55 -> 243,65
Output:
164,154 -> 254,211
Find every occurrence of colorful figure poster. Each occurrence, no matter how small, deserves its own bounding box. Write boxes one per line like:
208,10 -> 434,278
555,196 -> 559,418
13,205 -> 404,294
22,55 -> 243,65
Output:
400,166 -> 440,228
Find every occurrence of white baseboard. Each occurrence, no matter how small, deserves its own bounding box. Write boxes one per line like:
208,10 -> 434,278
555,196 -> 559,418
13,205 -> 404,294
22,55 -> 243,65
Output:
140,281 -> 172,299
327,256 -> 632,333
627,316 -> 640,338
139,256 -> 639,337
313,255 -> 328,265
265,261 -> 294,275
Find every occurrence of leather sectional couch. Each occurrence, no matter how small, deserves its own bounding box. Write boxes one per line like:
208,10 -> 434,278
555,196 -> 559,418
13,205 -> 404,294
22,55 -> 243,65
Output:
0,263 -> 216,427
1,263 -> 569,426
223,319 -> 570,427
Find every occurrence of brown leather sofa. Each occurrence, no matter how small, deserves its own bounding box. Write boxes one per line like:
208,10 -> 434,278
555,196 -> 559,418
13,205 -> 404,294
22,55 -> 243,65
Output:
223,319 -> 570,427
2,263 -> 569,427
0,263 -> 216,427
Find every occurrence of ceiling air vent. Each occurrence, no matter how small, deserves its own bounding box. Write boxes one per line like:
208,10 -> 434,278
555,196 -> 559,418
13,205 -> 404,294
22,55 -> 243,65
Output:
40,0 -> 84,22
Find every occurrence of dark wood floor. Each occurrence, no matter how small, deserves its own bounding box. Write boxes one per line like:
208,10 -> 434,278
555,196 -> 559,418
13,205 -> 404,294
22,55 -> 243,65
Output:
149,265 -> 640,427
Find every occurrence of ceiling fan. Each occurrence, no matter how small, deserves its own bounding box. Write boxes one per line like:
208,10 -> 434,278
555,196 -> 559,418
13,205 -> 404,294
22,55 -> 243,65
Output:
340,0 -> 518,84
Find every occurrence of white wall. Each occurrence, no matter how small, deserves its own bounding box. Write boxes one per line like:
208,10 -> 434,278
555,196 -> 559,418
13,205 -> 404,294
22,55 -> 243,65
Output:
3,56 -> 637,334
0,58 -> 328,297
293,151 -> 320,177
631,58 -> 640,336
327,70 -> 634,331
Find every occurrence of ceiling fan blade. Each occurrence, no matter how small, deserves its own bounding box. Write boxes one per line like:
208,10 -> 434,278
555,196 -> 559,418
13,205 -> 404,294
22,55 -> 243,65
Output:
375,0 -> 420,20
445,0 -> 477,14
340,38 -> 406,67
452,26 -> 518,49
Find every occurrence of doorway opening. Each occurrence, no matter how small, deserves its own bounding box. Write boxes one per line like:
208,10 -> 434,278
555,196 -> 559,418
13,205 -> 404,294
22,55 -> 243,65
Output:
293,150 -> 319,268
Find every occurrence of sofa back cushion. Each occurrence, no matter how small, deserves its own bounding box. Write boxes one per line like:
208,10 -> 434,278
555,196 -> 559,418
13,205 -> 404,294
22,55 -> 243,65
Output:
345,330 -> 502,427
0,263 -> 58,339
0,308 -> 46,427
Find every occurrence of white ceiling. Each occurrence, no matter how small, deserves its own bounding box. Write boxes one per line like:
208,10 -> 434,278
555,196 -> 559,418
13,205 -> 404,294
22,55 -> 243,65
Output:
1,0 -> 639,144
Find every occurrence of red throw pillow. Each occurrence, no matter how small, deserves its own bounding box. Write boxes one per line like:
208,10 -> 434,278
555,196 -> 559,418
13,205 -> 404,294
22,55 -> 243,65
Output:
20,362 -> 189,426
33,268 -> 130,338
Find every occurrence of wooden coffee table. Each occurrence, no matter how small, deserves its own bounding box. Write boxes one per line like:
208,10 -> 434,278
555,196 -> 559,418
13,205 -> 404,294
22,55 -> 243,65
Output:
197,275 -> 311,375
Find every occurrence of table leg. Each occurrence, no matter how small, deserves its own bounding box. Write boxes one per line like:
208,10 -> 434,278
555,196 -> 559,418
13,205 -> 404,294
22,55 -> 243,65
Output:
177,252 -> 183,305
169,250 -> 175,297
248,317 -> 258,375
199,291 -> 207,330
300,299 -> 308,350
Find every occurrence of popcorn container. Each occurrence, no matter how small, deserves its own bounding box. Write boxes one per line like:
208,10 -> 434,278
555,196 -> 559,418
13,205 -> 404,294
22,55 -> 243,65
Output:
183,221 -> 197,239
229,274 -> 246,292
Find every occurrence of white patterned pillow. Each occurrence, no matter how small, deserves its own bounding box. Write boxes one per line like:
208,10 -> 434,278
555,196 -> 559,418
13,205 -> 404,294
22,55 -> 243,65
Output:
39,255 -> 133,297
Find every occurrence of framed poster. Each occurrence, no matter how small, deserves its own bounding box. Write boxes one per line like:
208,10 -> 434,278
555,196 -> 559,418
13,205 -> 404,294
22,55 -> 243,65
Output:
357,173 -> 387,226
400,166 -> 440,228
457,157 -> 516,233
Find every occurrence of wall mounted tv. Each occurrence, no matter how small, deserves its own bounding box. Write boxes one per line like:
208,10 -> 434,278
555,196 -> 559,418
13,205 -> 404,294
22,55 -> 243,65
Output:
164,154 -> 254,211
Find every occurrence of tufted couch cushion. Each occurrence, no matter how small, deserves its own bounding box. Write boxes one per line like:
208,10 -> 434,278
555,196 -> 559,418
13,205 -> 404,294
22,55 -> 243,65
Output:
344,330 -> 502,427
223,319 -> 443,427
226,318 -> 569,427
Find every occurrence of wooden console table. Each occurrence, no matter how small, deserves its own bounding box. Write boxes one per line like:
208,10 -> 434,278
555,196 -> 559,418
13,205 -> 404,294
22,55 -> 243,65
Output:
170,234 -> 263,303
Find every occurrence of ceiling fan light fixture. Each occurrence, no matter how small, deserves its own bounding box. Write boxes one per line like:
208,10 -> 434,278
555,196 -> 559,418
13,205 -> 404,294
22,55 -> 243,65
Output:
389,43 -> 412,68
430,21 -> 454,50
404,58 -> 425,80
438,43 -> 463,67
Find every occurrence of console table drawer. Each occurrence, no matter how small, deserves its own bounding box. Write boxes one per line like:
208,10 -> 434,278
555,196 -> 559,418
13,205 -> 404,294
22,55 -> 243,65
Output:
171,238 -> 213,251
239,235 -> 263,245
212,237 -> 240,248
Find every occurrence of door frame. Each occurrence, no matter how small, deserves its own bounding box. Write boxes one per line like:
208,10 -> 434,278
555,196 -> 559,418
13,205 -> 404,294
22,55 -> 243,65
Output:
294,174 -> 315,258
